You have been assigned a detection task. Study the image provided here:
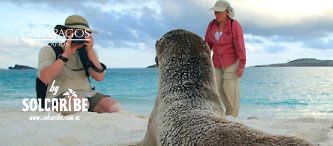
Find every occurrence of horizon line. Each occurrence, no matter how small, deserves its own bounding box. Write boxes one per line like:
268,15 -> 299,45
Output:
22,39 -> 90,41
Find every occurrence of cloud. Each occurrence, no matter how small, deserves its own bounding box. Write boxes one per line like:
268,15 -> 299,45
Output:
246,46 -> 333,67
233,0 -> 333,36
245,34 -> 333,66
5,0 -> 333,38
95,43 -> 156,68
1,0 -> 332,69
0,38 -> 40,68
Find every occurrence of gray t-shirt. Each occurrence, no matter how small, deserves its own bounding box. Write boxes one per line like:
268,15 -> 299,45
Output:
38,45 -> 97,99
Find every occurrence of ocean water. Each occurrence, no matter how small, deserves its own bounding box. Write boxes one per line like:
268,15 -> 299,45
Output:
0,67 -> 332,118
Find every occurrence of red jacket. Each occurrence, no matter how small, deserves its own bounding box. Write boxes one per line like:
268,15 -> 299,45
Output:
205,18 -> 246,69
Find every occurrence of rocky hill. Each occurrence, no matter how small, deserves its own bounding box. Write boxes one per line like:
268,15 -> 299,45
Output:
254,58 -> 333,67
8,64 -> 36,70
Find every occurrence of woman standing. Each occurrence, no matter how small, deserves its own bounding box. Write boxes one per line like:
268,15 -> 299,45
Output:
205,0 -> 246,117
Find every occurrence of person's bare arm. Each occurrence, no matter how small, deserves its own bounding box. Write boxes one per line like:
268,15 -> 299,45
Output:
40,59 -> 66,84
84,34 -> 105,82
40,37 -> 84,84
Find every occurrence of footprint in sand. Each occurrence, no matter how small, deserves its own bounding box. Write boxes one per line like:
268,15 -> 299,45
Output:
56,136 -> 80,145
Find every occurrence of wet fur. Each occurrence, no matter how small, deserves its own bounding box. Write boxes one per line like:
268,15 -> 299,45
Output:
139,29 -> 314,146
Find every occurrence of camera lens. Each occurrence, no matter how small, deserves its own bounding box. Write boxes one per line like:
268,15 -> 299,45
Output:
72,29 -> 85,44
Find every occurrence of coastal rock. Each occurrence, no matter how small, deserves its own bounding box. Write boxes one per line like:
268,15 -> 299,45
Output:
147,64 -> 158,68
8,64 -> 35,70
247,116 -> 260,120
254,58 -> 333,67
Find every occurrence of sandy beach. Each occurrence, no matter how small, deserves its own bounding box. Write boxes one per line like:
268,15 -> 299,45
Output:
0,109 -> 332,146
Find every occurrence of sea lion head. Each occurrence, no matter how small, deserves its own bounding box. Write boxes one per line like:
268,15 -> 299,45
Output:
155,29 -> 216,98
155,29 -> 210,69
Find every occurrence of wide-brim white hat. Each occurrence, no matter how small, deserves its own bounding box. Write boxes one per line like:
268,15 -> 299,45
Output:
209,0 -> 235,18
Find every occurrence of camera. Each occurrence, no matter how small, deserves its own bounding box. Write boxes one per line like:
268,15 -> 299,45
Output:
72,29 -> 86,44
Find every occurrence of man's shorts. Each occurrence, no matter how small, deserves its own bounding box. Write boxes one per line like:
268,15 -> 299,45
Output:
55,92 -> 109,112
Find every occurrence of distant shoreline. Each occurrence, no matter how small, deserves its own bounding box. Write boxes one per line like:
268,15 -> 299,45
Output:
254,58 -> 333,67
8,64 -> 36,70
4,58 -> 333,70
147,58 -> 333,68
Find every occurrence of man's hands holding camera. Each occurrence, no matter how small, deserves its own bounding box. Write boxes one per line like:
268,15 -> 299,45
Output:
62,30 -> 94,58
62,36 -> 85,58
83,34 -> 94,51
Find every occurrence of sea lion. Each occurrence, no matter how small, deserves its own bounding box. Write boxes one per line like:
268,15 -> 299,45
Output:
139,29 -> 314,146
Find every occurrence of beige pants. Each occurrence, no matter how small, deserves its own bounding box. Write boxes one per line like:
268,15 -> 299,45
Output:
214,60 -> 240,117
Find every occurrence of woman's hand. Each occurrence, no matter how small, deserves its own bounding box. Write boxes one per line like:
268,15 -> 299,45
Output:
237,68 -> 244,77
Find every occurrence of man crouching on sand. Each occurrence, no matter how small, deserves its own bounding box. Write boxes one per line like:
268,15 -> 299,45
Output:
37,15 -> 122,115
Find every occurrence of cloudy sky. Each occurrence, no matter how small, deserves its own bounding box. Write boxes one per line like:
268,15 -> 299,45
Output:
0,0 -> 332,68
